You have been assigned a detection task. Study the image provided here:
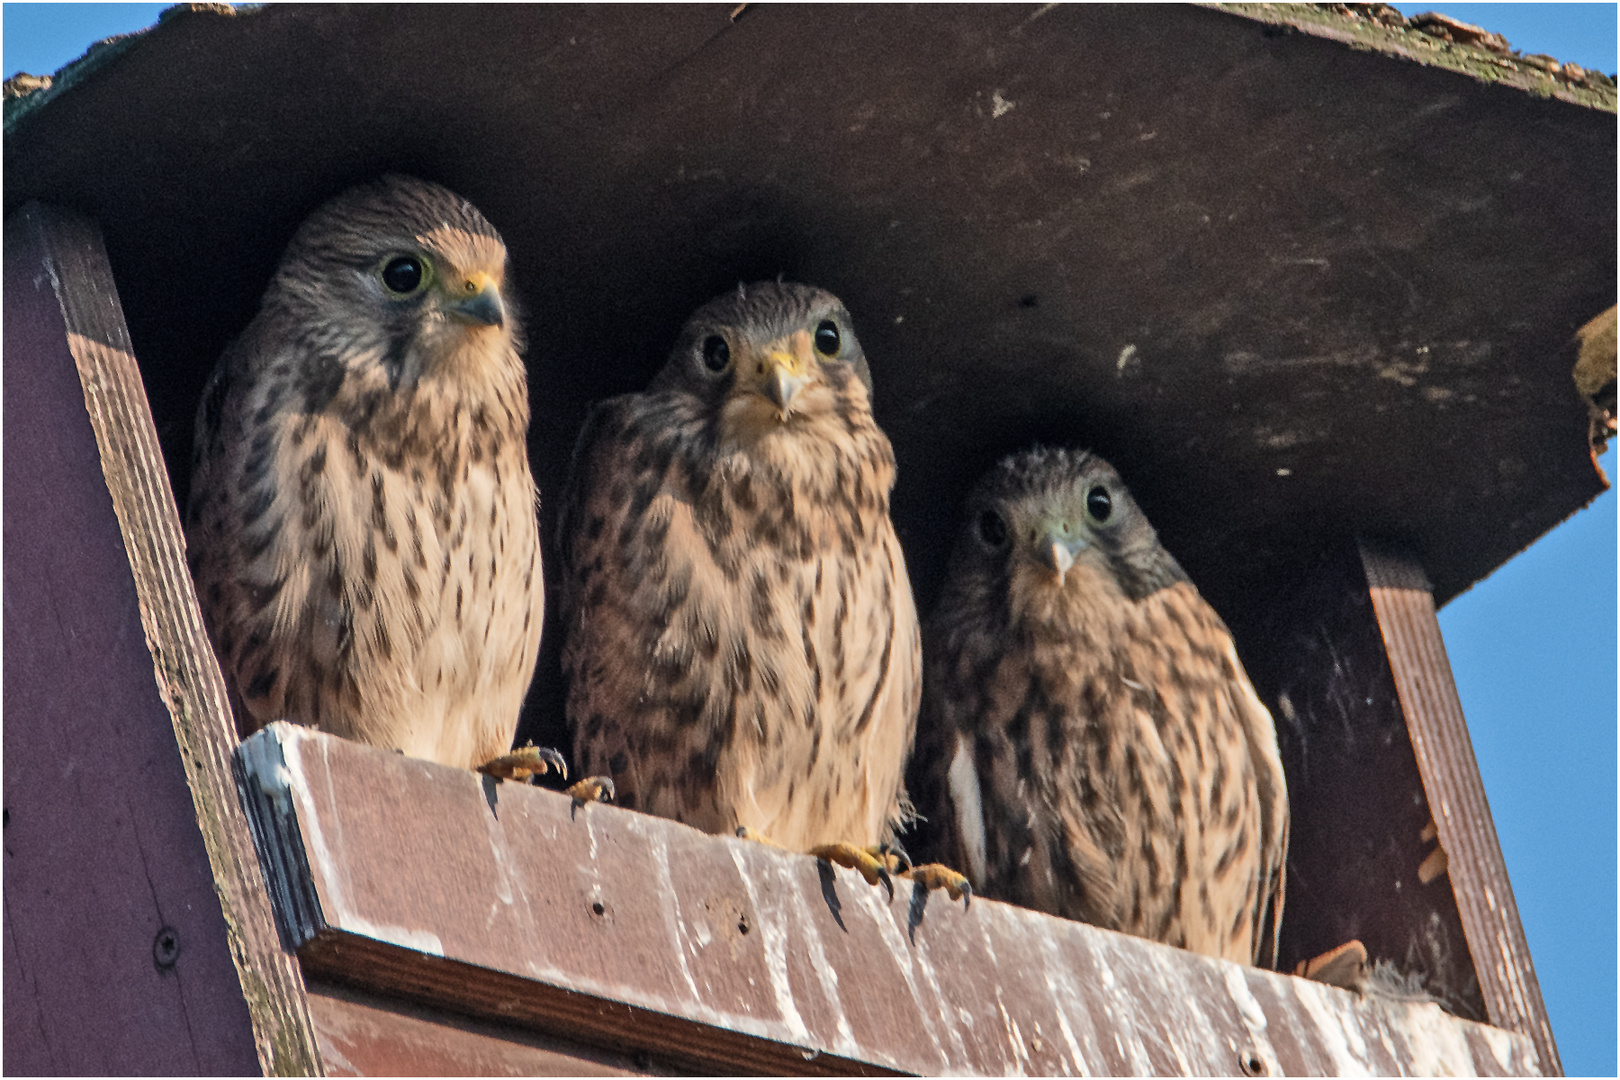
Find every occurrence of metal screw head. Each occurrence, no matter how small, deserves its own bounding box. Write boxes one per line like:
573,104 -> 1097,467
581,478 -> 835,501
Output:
153,926 -> 180,969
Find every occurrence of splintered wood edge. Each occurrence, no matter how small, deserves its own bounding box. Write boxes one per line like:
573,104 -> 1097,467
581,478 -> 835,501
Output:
1359,538 -> 1562,1076
15,200 -> 324,1076
237,722 -> 1544,1078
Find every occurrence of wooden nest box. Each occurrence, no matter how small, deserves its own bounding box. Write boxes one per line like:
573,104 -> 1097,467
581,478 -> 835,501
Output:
4,4 -> 1611,1075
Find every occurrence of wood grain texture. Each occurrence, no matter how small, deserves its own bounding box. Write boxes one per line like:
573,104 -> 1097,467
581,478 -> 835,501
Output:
306,978 -> 661,1076
1229,540 -> 1486,1019
241,721 -> 1542,1077
4,202 -> 321,1075
1361,539 -> 1561,1076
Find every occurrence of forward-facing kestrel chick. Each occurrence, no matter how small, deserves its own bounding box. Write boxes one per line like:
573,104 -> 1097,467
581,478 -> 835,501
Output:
187,174 -> 558,778
910,447 -> 1287,962
560,282 -> 953,895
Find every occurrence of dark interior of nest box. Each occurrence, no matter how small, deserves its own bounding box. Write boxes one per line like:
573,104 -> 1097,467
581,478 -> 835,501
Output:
6,4 -> 1610,860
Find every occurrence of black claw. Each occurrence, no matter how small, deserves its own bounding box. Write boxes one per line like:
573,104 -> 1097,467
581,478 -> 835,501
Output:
540,747 -> 568,779
882,840 -> 913,874
960,882 -> 973,910
877,865 -> 894,904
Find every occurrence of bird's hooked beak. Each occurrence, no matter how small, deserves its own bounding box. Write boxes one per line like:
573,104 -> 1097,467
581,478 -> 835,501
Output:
757,330 -> 814,419
1036,530 -> 1087,586
446,271 -> 505,328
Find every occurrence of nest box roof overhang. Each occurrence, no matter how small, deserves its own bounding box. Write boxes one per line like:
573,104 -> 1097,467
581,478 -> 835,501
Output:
4,2 -> 1613,613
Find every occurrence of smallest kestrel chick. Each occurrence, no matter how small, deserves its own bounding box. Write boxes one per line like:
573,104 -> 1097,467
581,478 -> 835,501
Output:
910,447 -> 1287,964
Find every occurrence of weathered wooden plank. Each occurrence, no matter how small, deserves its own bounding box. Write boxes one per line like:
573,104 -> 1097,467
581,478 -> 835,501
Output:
2,203 -> 261,1074
306,978 -> 659,1076
1228,540 -> 1486,1019
240,722 -> 1542,1077
1361,540 -> 1561,1076
3,202 -> 321,1075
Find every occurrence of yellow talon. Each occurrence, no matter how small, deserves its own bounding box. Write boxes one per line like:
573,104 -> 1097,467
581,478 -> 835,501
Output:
809,841 -> 895,903
566,775 -> 615,809
737,830 -> 896,902
903,863 -> 973,909
476,741 -> 567,783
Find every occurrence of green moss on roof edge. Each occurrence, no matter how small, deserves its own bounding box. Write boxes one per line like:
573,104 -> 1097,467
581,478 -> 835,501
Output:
4,4 -> 1611,142
1214,3 -> 1617,112
3,4 -> 258,136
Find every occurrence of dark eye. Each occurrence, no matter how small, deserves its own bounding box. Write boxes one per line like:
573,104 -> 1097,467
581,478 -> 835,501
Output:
381,256 -> 423,295
1086,485 -> 1112,523
701,335 -> 731,372
814,319 -> 841,356
975,508 -> 1008,549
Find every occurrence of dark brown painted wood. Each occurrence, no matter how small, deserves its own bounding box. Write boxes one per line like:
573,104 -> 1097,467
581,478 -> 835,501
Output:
306,979 -> 660,1077
1226,536 -> 1560,1077
0,5 -> 1609,763
238,721 -> 1543,1077
2,202 -> 320,1075
1361,539 -> 1560,1076
1230,540 -> 1489,1019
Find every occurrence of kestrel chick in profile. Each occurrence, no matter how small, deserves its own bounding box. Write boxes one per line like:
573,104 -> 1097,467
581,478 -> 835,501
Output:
911,447 -> 1287,961
187,174 -> 559,777
560,282 -> 953,896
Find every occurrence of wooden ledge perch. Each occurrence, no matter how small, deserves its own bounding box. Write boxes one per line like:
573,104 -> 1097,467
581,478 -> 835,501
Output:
236,723 -> 1538,1076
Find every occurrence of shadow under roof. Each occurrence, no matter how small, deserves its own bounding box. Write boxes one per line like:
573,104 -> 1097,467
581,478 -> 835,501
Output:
5,2 -> 1612,734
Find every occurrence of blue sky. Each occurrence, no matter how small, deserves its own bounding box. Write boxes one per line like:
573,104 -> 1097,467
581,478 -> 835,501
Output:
5,3 -> 1616,1073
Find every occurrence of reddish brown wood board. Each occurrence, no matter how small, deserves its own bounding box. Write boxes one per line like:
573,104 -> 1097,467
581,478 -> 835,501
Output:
1233,540 -> 1486,1018
1226,537 -> 1559,1076
306,979 -> 657,1077
240,722 -> 1541,1077
1362,540 -> 1558,1073
2,205 -> 261,1074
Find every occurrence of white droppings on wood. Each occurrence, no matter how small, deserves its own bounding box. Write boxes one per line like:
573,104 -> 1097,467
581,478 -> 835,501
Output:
1225,963 -> 1285,1077
1032,915 -> 1092,1077
239,727 -> 292,809
727,843 -> 811,1042
1141,946 -> 1223,1075
1402,998 -> 1483,1078
854,876 -> 957,1067
1226,964 -> 1268,1032
289,729 -> 445,956
780,859 -> 858,1057
974,897 -> 1036,1074
477,782 -> 519,920
645,824 -> 704,1006
1088,934 -> 1155,1074
1290,977 -> 1372,1076
335,911 -> 444,956
998,999 -> 1030,1075
246,728 -> 1548,1077
1478,1022 -> 1532,1076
